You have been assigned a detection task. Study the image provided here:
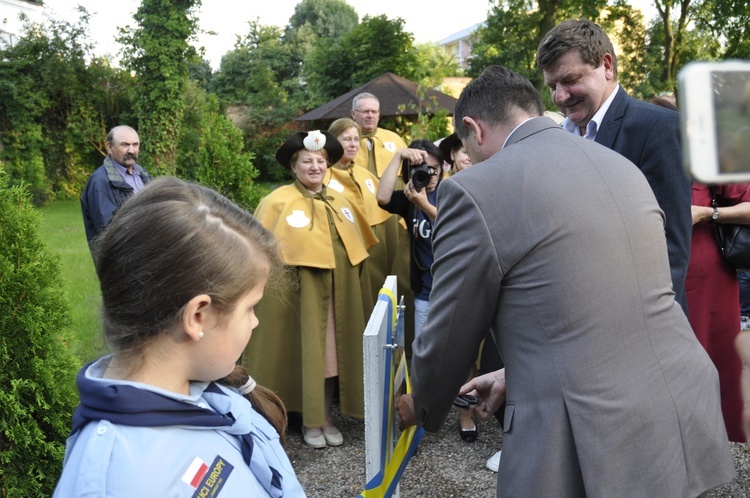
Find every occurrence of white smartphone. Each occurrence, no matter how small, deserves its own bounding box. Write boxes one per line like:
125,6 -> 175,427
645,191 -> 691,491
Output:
678,60 -> 750,184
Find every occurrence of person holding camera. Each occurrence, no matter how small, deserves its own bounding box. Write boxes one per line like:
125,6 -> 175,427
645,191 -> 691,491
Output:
376,140 -> 444,340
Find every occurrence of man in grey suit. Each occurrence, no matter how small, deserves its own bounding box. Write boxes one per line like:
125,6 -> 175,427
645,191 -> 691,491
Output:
536,18 -> 692,313
397,66 -> 735,496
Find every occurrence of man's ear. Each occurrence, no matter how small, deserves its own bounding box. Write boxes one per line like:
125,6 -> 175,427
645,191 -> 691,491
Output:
462,116 -> 484,145
181,294 -> 212,341
602,53 -> 615,81
350,109 -> 356,120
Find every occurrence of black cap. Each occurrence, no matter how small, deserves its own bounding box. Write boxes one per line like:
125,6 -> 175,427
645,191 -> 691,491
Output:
275,130 -> 344,168
438,133 -> 462,166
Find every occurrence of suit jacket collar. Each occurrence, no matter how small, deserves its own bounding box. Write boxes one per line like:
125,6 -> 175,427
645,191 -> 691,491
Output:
505,116 -> 562,147
594,86 -> 628,148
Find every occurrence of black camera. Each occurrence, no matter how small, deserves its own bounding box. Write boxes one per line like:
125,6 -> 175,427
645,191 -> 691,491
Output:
402,160 -> 432,192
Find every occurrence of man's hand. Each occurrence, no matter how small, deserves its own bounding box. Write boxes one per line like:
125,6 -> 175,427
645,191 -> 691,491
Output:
459,368 -> 507,419
397,393 -> 417,429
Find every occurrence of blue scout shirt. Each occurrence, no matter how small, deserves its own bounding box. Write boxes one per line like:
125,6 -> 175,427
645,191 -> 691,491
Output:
53,358 -> 305,497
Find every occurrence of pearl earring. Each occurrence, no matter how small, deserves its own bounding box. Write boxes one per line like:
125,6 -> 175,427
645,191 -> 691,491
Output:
198,331 -> 204,339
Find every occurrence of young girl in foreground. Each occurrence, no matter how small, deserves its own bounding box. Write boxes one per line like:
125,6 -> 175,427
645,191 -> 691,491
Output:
54,177 -> 305,497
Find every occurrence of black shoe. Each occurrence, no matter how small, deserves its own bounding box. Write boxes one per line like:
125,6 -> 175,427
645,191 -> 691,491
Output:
459,422 -> 478,443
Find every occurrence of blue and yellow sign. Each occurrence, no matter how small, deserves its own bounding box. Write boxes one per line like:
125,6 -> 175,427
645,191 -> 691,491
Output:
359,289 -> 425,498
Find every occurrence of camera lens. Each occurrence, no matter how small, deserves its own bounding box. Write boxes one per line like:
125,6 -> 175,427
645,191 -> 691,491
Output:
411,165 -> 431,190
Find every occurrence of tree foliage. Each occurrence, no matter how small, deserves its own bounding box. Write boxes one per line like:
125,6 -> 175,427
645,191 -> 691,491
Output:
176,81 -> 264,210
0,10 -> 135,205
469,0 -> 614,89
284,0 -> 358,56
305,15 -> 419,105
119,0 -> 201,176
211,21 -> 302,182
211,21 -> 296,106
0,171 -> 80,496
470,0 -> 748,101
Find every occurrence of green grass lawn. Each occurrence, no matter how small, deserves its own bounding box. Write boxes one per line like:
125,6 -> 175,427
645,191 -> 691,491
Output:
38,200 -> 107,364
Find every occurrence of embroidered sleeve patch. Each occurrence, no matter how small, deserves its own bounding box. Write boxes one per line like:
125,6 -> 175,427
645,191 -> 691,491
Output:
340,207 -> 355,223
365,178 -> 376,194
190,456 -> 234,497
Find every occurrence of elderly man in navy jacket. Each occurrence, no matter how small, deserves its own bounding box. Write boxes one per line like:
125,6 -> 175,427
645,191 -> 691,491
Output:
81,125 -> 151,251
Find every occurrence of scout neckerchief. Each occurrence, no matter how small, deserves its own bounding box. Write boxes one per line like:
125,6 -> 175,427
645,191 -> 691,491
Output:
71,361 -> 284,497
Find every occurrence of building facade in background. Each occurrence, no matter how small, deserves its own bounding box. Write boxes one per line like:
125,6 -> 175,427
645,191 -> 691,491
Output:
438,22 -> 484,71
1,0 -> 45,47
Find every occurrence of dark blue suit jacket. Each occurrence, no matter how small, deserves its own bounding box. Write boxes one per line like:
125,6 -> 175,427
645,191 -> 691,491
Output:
595,87 -> 692,312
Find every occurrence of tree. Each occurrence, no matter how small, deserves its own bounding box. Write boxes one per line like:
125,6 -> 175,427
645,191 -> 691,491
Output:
119,0 -> 201,176
652,0 -> 695,90
284,0 -> 358,56
393,90 -> 451,144
469,0 -> 543,85
470,0 -> 651,103
412,42 -> 465,88
211,21 -> 296,106
304,15 -> 419,105
634,11 -> 719,97
211,21 -> 303,182
695,0 -> 750,59
176,81 -> 264,210
469,0 -> 610,89
0,10 -> 135,204
0,171 -> 80,496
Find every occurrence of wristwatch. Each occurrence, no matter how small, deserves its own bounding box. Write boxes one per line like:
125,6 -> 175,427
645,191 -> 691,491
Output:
711,206 -> 719,222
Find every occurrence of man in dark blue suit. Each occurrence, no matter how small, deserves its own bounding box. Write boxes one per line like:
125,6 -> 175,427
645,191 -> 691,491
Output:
536,19 -> 692,313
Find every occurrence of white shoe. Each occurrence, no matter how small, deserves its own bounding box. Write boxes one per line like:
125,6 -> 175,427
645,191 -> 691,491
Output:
322,426 -> 344,446
486,449 -> 502,472
302,427 -> 327,449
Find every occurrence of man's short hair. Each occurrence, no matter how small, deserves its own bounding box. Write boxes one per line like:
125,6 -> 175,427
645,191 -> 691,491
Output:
453,65 -> 544,141
106,125 -> 138,146
536,19 -> 618,80
352,92 -> 379,111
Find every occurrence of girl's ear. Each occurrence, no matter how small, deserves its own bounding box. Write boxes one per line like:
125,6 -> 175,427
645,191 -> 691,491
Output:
181,294 -> 212,341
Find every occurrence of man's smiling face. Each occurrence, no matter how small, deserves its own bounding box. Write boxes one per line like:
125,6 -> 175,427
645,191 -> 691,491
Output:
542,50 -> 616,130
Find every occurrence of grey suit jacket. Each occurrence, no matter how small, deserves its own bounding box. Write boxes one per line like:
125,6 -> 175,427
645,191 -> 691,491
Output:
411,117 -> 735,497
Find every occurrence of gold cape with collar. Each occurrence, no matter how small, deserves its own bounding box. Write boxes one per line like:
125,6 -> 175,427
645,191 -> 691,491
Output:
328,163 -> 392,227
253,181 -> 376,269
354,127 -> 407,178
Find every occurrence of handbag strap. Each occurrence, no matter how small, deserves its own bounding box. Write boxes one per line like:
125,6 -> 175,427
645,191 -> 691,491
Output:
709,186 -> 727,252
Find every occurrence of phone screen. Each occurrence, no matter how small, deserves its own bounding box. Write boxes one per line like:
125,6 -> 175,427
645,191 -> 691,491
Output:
712,70 -> 750,174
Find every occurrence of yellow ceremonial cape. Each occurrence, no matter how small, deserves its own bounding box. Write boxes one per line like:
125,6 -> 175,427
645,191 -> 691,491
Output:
253,181 -> 376,269
328,164 -> 392,227
354,127 -> 407,178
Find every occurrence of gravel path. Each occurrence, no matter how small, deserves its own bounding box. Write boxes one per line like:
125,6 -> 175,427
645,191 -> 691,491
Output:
285,406 -> 750,497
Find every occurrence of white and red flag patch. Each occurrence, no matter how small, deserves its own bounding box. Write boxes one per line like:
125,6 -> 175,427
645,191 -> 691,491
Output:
182,456 -> 209,488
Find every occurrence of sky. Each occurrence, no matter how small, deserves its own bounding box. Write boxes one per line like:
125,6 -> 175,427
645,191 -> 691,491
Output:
44,0 -> 492,70
43,1 -> 656,70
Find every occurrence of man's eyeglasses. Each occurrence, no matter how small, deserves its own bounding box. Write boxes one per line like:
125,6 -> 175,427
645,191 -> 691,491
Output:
354,109 -> 380,115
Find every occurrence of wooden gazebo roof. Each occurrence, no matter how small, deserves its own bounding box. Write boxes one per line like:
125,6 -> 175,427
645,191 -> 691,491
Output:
296,72 -> 457,121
